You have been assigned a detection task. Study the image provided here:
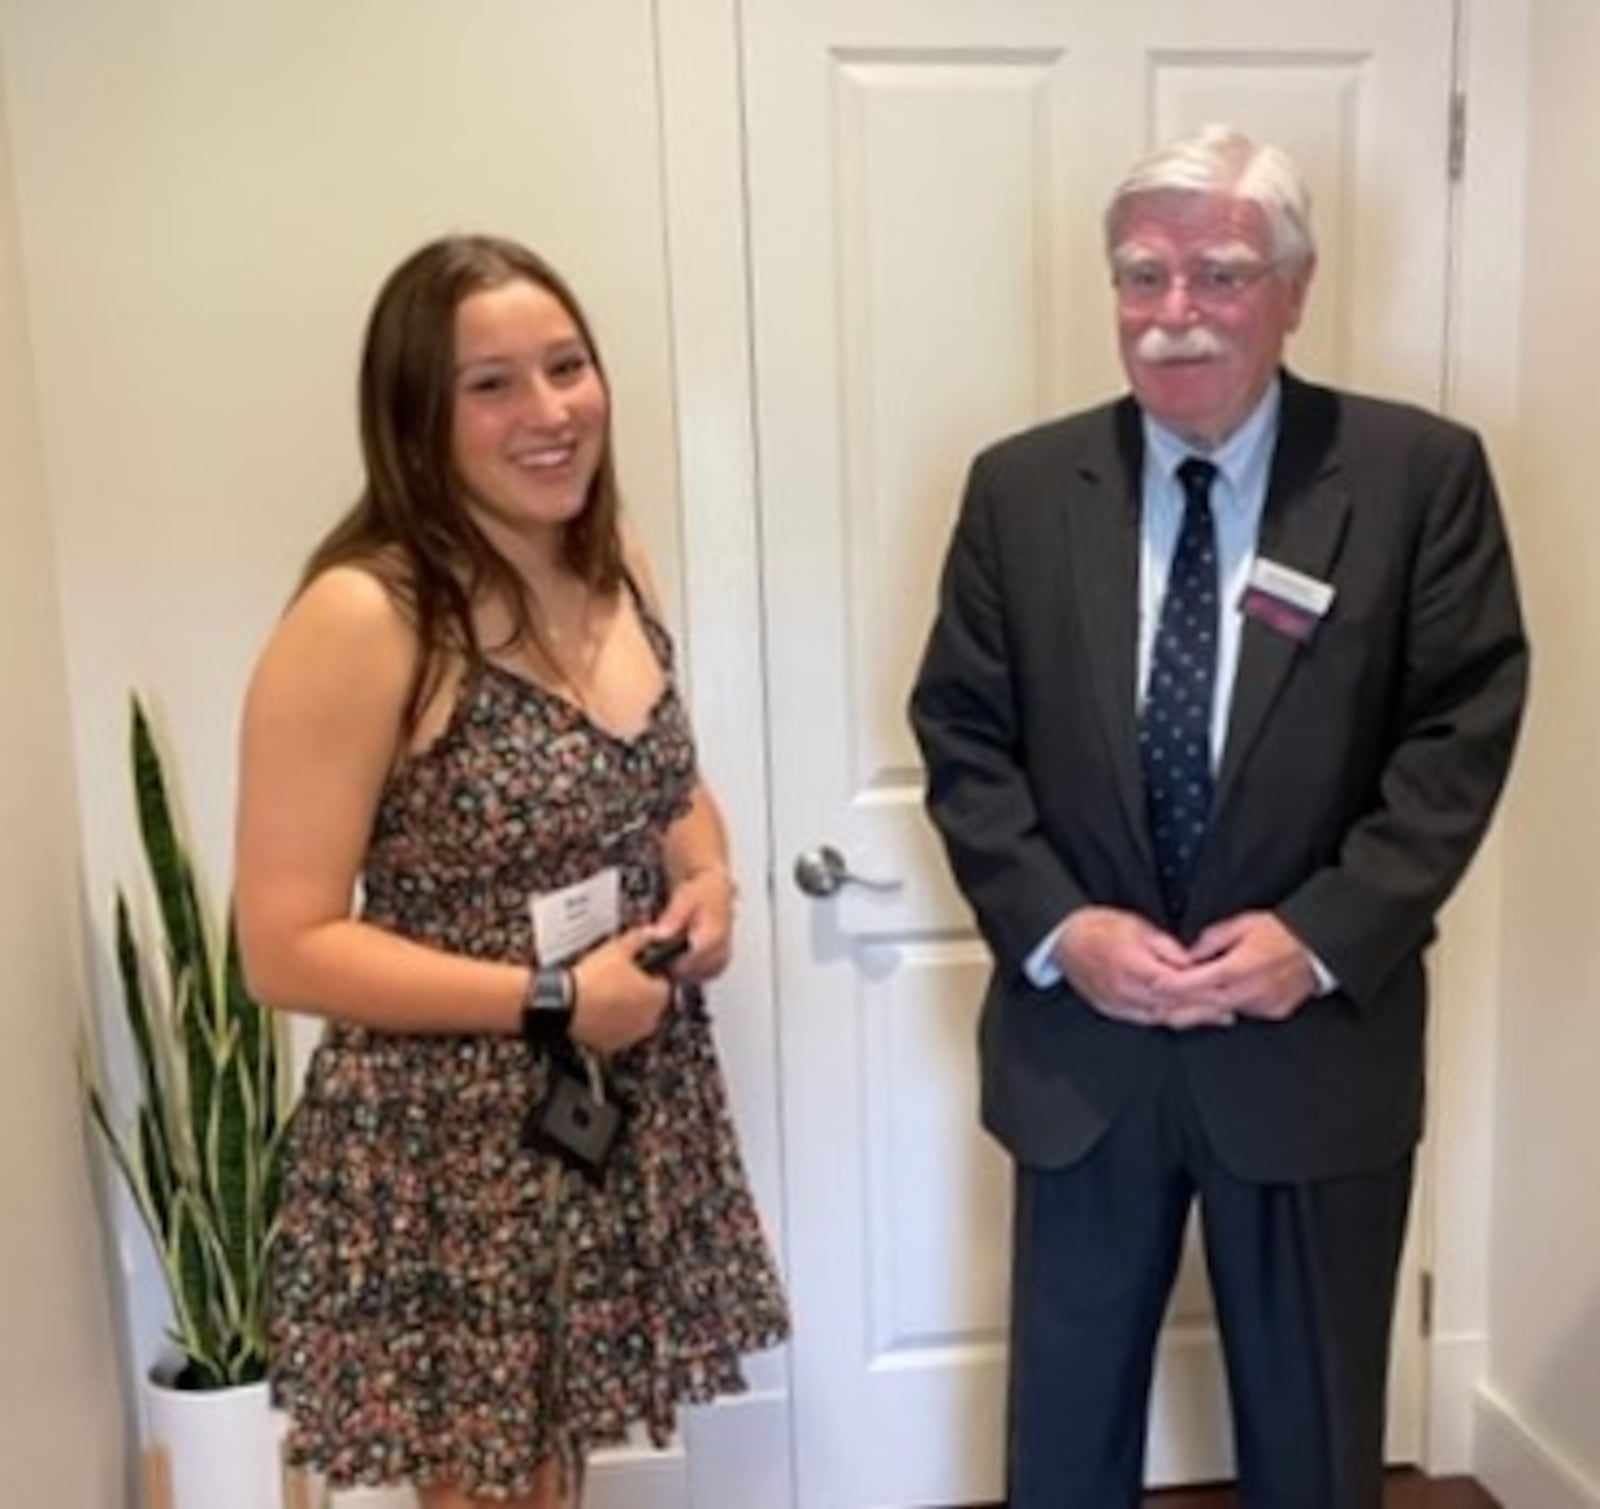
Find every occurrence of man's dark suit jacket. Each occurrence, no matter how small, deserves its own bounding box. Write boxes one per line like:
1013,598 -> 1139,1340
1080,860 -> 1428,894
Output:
910,372 -> 1528,1183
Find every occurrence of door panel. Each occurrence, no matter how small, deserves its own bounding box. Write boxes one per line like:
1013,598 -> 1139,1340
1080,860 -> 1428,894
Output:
742,2 -> 1453,1504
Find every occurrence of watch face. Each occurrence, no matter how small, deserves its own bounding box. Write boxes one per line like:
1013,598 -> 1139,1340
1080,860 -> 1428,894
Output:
540,967 -> 571,1010
522,969 -> 572,1053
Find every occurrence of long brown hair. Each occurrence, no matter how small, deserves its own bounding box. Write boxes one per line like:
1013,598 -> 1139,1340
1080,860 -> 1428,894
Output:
303,234 -> 625,726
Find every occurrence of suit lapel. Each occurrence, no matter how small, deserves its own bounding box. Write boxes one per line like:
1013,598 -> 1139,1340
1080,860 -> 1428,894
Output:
1060,399 -> 1153,864
1213,375 -> 1351,814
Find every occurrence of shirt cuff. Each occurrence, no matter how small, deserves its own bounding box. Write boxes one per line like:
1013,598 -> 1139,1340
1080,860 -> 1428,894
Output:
1024,926 -> 1065,989
1307,949 -> 1339,996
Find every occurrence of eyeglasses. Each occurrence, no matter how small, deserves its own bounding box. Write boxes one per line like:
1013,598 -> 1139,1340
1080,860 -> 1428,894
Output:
1111,259 -> 1276,310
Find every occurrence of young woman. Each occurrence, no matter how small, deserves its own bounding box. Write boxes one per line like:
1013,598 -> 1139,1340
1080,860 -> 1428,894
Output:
236,235 -> 788,1509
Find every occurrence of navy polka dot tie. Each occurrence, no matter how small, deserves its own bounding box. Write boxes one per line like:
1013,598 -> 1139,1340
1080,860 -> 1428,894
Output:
1140,457 -> 1219,924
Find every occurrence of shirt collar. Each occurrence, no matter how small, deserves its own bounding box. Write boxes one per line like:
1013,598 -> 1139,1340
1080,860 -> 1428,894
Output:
1141,379 -> 1282,507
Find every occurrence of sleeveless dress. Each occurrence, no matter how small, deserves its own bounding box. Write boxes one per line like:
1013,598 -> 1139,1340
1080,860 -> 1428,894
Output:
268,603 -> 790,1496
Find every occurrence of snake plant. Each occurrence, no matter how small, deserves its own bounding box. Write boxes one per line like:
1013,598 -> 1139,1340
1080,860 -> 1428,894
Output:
83,697 -> 292,1389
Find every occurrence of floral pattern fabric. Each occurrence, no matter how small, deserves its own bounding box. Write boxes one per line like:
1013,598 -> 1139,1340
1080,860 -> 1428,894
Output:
269,608 -> 790,1497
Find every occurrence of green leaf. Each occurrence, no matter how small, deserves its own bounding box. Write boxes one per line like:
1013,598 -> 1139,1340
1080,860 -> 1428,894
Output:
114,893 -> 179,1166
182,966 -> 218,1215
207,1021 -> 252,1303
226,920 -> 274,1139
135,1104 -> 176,1237
131,698 -> 216,1028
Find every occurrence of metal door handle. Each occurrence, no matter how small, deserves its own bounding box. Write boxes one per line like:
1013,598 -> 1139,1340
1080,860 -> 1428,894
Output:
793,845 -> 902,899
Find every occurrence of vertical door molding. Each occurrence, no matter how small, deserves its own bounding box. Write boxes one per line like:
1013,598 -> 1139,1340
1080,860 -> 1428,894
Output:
1426,0 -> 1533,1477
652,1 -> 797,1505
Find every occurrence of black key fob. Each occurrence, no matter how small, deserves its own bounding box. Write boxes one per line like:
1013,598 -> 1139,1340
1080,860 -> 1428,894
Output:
521,1070 -> 625,1184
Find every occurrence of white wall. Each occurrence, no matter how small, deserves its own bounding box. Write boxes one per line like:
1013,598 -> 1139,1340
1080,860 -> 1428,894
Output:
0,31 -> 126,1508
1479,0 -> 1600,1502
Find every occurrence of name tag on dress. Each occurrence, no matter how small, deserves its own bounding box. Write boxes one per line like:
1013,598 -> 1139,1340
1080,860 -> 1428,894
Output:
1239,557 -> 1335,643
530,867 -> 621,963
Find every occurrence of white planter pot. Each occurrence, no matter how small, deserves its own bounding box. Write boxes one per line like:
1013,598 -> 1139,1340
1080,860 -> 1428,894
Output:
145,1377 -> 285,1509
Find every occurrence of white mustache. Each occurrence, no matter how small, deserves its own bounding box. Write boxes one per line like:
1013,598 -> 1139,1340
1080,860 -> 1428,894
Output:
1136,326 -> 1226,363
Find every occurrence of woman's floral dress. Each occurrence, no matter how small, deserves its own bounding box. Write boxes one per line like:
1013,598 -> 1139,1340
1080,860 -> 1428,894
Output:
268,605 -> 790,1496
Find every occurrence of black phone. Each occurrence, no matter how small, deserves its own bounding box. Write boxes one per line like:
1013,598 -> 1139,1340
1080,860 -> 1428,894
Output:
634,930 -> 690,976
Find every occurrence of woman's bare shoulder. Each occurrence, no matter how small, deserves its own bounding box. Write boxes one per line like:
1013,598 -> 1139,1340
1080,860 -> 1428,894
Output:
618,523 -> 668,620
287,562 -> 417,650
247,562 -> 420,723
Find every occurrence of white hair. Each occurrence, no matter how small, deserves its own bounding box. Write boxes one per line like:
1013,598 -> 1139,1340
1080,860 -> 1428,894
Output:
1104,124 -> 1316,272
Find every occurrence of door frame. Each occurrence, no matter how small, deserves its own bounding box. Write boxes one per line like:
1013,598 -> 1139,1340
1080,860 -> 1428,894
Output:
652,0 -> 1532,1491
649,2 -> 796,1506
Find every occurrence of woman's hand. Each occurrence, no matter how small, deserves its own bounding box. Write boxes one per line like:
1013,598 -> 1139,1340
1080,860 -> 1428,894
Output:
568,927 -> 675,1054
649,866 -> 737,984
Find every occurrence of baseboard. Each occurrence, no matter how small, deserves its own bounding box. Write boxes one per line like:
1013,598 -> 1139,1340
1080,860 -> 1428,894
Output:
683,1387 -> 794,1509
585,1441 -> 692,1509
321,1437 -> 695,1509
1426,1331 -> 1487,1475
1475,1383 -> 1600,1509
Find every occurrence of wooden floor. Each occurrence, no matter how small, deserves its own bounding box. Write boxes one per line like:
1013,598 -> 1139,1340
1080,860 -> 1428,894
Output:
1144,1469 -> 1501,1507
961,1471 -> 1501,1508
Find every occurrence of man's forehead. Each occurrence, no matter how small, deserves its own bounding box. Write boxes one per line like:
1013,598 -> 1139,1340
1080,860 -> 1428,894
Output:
1113,190 -> 1272,252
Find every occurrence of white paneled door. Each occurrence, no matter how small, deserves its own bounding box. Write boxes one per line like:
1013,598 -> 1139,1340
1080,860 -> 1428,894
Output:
740,2 -> 1457,1505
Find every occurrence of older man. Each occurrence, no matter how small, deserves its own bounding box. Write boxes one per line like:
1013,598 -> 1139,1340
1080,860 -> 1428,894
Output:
910,125 -> 1527,1508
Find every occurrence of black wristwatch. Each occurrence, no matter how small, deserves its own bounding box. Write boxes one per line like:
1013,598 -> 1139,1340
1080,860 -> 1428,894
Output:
520,964 -> 575,1049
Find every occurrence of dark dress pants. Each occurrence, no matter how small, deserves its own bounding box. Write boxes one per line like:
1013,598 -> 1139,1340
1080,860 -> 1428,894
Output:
1005,1034 -> 1414,1509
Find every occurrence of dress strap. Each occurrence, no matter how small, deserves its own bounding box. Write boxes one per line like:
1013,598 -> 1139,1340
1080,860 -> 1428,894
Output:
619,563 -> 677,673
